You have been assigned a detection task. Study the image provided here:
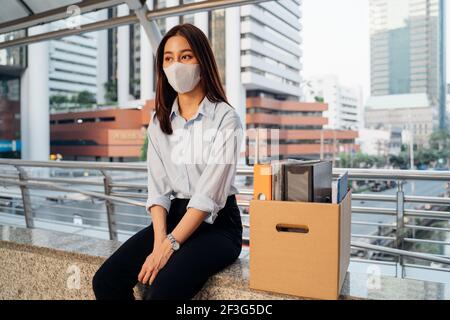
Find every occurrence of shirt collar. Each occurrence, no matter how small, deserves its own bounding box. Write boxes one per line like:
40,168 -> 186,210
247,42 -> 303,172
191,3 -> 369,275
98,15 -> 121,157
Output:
170,95 -> 215,120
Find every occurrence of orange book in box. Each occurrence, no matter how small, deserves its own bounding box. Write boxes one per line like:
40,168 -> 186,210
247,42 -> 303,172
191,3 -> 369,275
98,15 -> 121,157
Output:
253,164 -> 272,200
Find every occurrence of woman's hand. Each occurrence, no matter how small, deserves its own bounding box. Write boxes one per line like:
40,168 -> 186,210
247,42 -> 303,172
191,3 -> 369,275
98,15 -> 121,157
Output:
138,207 -> 208,286
138,237 -> 174,286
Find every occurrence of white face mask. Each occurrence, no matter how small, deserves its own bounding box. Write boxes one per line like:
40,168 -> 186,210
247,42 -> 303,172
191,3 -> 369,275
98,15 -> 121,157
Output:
163,62 -> 201,94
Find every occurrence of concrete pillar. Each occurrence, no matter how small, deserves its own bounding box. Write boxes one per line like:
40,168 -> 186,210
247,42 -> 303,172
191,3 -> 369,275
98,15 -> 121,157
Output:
225,7 -> 246,158
20,25 -> 50,161
140,1 -> 155,101
117,4 -> 130,107
96,10 -> 109,105
20,68 -> 29,160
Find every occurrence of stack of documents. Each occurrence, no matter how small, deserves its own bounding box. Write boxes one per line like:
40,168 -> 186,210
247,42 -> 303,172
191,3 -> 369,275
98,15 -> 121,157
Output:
254,159 -> 332,203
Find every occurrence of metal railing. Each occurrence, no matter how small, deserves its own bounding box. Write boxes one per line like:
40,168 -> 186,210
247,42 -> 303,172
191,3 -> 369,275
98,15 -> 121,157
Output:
0,159 -> 449,279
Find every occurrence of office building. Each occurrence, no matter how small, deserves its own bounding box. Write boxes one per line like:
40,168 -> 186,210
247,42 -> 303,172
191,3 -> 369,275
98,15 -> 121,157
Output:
246,96 -> 358,163
48,15 -> 98,99
304,75 -> 363,130
357,128 -> 402,157
365,93 -> 434,146
50,107 -> 147,162
368,0 -> 446,131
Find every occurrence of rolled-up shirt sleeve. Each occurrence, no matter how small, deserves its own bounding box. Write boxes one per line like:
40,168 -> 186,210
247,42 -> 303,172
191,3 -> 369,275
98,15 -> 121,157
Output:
145,118 -> 173,214
187,111 -> 243,224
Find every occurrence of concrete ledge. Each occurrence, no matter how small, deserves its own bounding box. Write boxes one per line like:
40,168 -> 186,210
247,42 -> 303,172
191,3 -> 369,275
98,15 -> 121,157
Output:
1,225 -> 448,300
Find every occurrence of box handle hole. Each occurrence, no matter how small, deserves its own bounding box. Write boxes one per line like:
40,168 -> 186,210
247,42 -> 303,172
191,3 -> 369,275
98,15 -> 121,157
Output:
276,224 -> 309,234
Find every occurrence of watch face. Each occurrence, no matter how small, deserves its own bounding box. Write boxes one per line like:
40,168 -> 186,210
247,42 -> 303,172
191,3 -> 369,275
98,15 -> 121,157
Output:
173,241 -> 180,251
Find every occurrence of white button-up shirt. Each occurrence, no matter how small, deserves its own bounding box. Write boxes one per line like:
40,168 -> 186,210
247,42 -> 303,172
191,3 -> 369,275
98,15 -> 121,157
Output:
145,95 -> 243,224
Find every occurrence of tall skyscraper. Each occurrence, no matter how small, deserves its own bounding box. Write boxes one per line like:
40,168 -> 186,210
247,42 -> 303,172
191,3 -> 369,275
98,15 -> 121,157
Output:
368,0 -> 447,130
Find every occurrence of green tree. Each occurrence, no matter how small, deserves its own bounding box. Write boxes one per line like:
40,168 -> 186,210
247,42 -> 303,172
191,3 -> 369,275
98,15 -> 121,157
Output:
338,151 -> 385,168
49,94 -> 68,107
389,135 -> 450,169
429,130 -> 450,151
428,130 -> 450,166
140,133 -> 148,161
414,147 -> 437,167
389,151 -> 409,169
314,96 -> 324,103
104,79 -> 118,103
76,90 -> 96,106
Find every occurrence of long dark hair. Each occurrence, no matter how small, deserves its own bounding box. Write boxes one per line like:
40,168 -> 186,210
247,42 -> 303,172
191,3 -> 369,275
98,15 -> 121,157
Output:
154,23 -> 230,135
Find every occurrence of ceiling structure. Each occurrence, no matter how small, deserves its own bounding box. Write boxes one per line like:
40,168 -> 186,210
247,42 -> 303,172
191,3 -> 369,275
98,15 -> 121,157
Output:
0,0 -> 269,51
0,0 -> 125,34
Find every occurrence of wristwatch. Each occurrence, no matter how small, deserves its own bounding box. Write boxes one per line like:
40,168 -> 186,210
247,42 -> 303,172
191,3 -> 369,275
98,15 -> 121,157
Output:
167,233 -> 180,251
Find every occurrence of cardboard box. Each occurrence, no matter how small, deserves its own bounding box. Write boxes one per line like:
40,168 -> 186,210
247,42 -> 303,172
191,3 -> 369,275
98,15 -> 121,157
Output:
249,190 -> 352,300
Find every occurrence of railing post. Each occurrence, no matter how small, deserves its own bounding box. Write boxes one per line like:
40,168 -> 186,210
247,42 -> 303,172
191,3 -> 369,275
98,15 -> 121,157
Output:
395,180 -> 405,278
15,166 -> 34,228
101,170 -> 118,241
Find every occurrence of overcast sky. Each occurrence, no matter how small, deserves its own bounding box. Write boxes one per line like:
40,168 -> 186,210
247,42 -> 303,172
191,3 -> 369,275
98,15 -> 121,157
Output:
301,0 -> 450,103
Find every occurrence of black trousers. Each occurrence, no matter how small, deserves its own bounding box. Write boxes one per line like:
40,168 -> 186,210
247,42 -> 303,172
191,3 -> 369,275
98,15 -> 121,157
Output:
92,194 -> 243,300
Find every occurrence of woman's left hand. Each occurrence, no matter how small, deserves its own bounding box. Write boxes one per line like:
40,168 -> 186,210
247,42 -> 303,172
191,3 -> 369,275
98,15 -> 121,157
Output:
138,238 -> 174,286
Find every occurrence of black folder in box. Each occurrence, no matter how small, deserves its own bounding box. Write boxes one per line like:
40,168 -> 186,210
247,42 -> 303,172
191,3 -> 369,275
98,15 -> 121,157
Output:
272,160 -> 332,203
